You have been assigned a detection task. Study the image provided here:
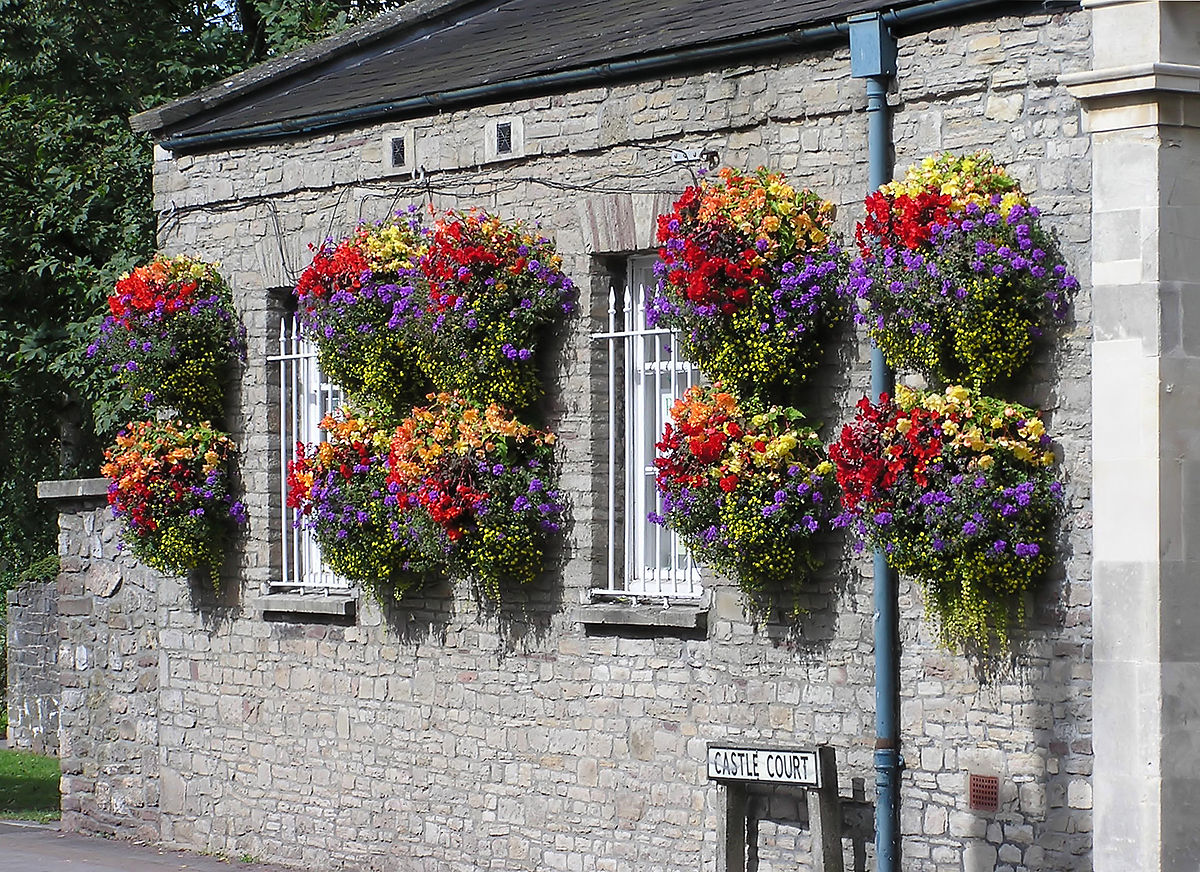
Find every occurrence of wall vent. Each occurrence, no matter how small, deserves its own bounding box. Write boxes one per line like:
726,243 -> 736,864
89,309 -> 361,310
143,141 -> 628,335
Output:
968,773 -> 1000,813
485,116 -> 524,162
381,127 -> 416,175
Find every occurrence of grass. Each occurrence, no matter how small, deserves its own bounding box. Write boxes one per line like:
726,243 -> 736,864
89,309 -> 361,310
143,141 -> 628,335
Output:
0,747 -> 61,822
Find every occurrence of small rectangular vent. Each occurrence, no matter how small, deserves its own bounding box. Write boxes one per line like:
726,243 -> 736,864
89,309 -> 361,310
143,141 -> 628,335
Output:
968,774 -> 999,812
484,116 -> 522,162
496,121 -> 513,154
380,127 -> 415,175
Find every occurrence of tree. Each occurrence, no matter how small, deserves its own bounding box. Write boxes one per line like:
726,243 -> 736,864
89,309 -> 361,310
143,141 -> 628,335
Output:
0,0 -> 399,605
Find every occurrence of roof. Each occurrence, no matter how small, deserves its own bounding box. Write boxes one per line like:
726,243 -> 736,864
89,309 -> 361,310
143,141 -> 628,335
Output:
136,0 -> 1015,150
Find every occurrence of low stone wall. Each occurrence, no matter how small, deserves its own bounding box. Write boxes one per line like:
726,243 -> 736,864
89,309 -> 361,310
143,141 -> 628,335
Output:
43,479 -> 162,842
5,577 -> 59,755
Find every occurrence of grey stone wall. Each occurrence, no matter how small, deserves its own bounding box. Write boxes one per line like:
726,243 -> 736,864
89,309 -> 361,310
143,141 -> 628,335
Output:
56,7 -> 1094,871
5,577 -> 59,755
54,492 -> 162,842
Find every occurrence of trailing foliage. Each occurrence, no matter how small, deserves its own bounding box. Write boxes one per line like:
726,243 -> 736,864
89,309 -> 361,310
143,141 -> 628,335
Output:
652,385 -> 836,614
102,419 -> 246,584
830,385 -> 1062,652
847,152 -> 1078,390
650,167 -> 847,401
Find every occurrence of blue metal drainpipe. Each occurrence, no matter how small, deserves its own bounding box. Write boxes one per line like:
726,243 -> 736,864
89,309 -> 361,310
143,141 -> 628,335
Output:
848,14 -> 902,872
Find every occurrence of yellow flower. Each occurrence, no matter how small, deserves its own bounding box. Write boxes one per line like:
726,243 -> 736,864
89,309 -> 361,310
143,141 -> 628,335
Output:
1021,419 -> 1045,439
946,385 -> 969,404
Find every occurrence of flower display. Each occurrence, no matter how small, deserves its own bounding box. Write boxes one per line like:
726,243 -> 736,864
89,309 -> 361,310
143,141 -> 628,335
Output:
286,410 -> 428,599
651,167 -> 846,398
414,210 -> 576,409
89,254 -> 245,419
288,395 -> 563,602
829,384 -> 1062,651
652,385 -> 836,609
102,419 -> 246,583
387,393 -> 563,600
294,208 -> 430,413
848,151 -> 1078,389
294,208 -> 575,413
856,151 -> 1026,253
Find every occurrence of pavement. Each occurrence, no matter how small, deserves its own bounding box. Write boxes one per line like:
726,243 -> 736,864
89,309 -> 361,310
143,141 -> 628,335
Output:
0,821 -> 300,872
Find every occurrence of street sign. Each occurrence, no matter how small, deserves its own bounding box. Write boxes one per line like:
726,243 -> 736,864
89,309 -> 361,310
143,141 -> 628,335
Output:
706,745 -> 821,788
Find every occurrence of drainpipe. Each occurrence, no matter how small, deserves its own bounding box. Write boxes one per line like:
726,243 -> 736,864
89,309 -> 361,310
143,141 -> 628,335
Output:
848,13 -> 902,872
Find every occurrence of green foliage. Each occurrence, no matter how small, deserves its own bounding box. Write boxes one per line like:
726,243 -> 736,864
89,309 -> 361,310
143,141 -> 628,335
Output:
0,748 -> 61,822
0,0 -> 404,601
241,0 -> 397,58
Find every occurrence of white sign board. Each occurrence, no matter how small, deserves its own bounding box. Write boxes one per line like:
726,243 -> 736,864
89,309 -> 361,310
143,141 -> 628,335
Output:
706,746 -> 821,788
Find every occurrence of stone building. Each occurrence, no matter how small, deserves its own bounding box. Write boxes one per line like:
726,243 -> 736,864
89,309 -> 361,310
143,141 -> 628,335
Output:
10,0 -> 1200,869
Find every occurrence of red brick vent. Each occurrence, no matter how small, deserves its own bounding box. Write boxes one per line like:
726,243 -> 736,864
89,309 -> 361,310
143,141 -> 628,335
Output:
968,773 -> 1000,812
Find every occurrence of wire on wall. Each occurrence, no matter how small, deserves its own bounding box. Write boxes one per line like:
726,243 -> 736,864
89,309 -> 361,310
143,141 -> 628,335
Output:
155,144 -> 721,283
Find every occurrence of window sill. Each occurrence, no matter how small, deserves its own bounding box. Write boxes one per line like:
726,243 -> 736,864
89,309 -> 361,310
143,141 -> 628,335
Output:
256,593 -> 356,618
575,601 -> 708,632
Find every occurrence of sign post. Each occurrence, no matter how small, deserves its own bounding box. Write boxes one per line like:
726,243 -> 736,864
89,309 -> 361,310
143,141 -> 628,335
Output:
707,744 -> 842,872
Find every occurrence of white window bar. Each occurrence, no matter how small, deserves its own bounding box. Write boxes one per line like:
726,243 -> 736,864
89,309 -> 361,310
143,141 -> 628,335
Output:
268,318 -> 350,593
591,257 -> 703,599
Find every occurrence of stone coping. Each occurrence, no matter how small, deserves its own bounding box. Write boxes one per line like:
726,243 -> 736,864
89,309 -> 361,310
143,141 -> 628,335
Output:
575,602 -> 708,631
37,477 -> 109,503
256,593 -> 357,618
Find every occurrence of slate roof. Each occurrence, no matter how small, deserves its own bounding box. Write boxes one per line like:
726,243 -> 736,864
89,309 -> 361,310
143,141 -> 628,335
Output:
136,0 -> 1011,148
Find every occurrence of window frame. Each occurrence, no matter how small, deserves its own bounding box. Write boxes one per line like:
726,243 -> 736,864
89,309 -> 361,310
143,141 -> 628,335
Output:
267,313 -> 352,597
590,255 -> 704,603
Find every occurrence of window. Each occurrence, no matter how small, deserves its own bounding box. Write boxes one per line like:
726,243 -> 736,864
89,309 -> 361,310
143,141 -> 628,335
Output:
593,256 -> 704,599
269,316 -> 350,594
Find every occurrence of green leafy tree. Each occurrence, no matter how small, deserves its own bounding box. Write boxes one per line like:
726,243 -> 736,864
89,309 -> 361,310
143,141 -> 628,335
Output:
0,0 -> 399,608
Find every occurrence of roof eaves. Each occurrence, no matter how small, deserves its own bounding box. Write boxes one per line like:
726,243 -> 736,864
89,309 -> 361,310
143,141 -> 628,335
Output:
131,0 -> 484,134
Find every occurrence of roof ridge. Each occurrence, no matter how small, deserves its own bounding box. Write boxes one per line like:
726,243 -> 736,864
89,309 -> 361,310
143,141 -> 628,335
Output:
131,0 -> 487,134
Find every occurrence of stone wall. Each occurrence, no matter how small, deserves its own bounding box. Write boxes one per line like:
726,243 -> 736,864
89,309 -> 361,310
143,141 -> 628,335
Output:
56,6 -> 1094,871
52,485 -> 162,842
5,577 -> 59,755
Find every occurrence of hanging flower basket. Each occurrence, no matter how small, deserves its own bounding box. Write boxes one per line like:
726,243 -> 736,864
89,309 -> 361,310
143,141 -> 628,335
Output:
652,385 -> 836,611
289,395 -> 564,603
295,208 -> 575,413
414,210 -> 576,410
102,419 -> 246,584
829,384 -> 1062,651
286,410 -> 428,599
651,167 -> 848,400
294,208 -> 430,414
387,393 -> 563,601
90,254 -> 245,420
847,152 -> 1079,390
